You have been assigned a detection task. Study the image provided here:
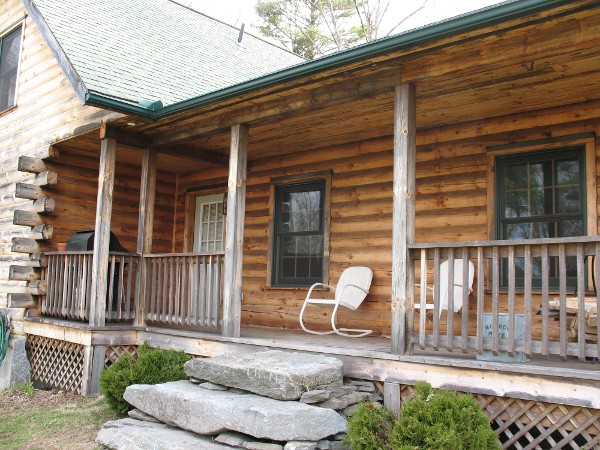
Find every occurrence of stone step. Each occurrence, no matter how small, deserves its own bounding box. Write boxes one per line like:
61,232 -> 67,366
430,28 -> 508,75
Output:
96,417 -> 233,449
184,350 -> 343,400
123,380 -> 347,442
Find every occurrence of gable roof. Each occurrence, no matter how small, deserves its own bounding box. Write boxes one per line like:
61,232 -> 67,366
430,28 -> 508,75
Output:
23,0 -> 303,108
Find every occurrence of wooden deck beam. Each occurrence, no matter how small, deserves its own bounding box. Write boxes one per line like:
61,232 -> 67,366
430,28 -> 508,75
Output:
89,135 -> 116,327
222,124 -> 248,337
134,147 -> 157,327
391,83 -> 416,355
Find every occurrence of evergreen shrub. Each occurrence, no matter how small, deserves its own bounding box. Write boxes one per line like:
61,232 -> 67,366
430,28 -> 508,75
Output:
99,342 -> 190,414
345,381 -> 500,450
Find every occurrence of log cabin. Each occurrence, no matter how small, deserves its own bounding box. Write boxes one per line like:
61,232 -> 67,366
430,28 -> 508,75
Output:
0,0 -> 599,447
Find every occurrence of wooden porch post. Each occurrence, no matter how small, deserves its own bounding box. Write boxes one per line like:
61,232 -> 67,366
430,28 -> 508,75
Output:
222,124 -> 248,337
391,83 -> 416,355
134,148 -> 157,327
89,135 -> 116,327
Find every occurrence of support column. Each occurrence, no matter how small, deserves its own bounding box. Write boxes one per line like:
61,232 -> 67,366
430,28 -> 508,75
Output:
222,124 -> 248,337
391,84 -> 416,355
134,148 -> 157,327
89,136 -> 116,327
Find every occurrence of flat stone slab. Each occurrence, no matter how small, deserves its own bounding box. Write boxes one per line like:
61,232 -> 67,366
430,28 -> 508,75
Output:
96,418 -> 232,450
184,350 -> 343,400
124,380 -> 346,441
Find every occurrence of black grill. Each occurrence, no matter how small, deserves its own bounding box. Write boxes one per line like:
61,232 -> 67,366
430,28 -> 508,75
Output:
66,229 -> 128,312
66,229 -> 128,252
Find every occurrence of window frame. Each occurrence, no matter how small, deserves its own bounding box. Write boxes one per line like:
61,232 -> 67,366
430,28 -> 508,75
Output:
193,193 -> 225,253
268,172 -> 331,288
495,146 -> 587,242
487,136 -> 598,292
0,21 -> 24,114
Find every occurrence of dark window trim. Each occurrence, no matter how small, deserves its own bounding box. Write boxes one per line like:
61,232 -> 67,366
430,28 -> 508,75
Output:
0,21 -> 24,114
270,177 -> 329,288
495,146 -> 586,291
495,146 -> 586,240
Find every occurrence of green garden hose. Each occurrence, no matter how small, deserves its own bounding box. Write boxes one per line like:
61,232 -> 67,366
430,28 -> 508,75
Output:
0,309 -> 10,367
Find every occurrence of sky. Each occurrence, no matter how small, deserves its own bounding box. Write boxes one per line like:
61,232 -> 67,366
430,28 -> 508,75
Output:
184,0 -> 505,39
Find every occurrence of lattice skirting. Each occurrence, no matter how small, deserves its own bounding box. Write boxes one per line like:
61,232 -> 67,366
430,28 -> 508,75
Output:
104,345 -> 138,368
26,335 -> 85,394
398,385 -> 599,450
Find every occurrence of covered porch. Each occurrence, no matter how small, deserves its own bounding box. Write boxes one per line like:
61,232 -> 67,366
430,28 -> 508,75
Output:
22,0 -> 600,373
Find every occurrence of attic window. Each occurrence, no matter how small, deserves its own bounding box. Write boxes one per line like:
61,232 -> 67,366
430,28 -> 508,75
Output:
0,24 -> 23,113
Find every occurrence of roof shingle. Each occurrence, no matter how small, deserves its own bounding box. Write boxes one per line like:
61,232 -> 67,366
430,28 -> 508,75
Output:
32,0 -> 304,107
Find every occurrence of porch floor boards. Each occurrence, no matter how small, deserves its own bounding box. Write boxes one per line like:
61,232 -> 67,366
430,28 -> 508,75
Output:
24,317 -> 599,381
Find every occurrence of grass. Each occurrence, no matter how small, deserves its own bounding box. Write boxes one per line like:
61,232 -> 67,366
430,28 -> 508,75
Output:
0,387 -> 120,450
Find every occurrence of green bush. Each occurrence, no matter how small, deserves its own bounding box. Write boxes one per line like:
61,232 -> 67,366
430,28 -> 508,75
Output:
390,382 -> 500,450
345,402 -> 397,450
345,382 -> 500,450
99,342 -> 191,414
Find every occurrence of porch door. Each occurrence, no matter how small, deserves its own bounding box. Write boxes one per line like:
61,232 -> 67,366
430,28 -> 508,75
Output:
193,193 -> 225,252
191,193 -> 225,329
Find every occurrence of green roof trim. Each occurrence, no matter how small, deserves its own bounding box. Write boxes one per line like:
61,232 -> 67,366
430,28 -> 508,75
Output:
85,0 -> 574,120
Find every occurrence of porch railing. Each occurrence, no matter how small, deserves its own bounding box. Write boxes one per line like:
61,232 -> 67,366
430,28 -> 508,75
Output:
144,252 -> 224,330
409,237 -> 600,361
41,251 -> 139,322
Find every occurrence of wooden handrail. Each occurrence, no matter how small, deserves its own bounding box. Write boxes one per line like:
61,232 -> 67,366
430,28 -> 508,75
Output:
41,252 -> 139,322
409,239 -> 599,361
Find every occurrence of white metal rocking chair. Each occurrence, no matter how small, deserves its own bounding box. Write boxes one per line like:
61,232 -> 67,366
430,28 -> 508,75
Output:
300,266 -> 373,337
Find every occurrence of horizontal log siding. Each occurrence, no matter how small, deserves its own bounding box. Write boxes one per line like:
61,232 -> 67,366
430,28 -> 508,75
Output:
44,151 -> 176,254
171,114 -> 600,336
0,2 -> 119,311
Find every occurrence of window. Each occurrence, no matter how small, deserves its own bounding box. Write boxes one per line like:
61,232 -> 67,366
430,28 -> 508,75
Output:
272,180 -> 326,287
193,193 -> 224,252
0,25 -> 22,113
496,146 -> 586,288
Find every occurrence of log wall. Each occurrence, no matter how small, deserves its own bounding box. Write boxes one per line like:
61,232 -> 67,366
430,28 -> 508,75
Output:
0,1 -> 120,325
43,150 -> 176,255
173,113 -> 600,337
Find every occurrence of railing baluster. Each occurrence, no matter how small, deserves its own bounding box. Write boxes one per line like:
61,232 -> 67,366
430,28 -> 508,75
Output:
161,257 -> 168,323
207,255 -> 214,327
507,246 -> 516,356
461,248 -> 469,353
217,255 -> 223,327
174,256 -> 181,324
182,256 -> 189,326
148,257 -> 156,321
432,248 -> 440,351
117,255 -> 125,320
492,246 -> 499,356
559,244 -> 567,360
191,256 -> 198,326
524,245 -> 532,357
541,244 -> 550,356
446,249 -> 455,352
576,244 -> 586,361
418,248 -> 427,350
85,254 -> 93,320
125,255 -> 133,320
476,246 -> 484,355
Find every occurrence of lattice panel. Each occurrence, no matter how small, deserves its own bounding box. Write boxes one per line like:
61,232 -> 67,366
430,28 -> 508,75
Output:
26,335 -> 84,394
477,395 -> 600,450
104,345 -> 138,368
395,385 -> 599,449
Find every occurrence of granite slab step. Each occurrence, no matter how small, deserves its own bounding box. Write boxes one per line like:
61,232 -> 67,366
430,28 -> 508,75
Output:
96,417 -> 232,449
184,350 -> 343,400
124,380 -> 347,441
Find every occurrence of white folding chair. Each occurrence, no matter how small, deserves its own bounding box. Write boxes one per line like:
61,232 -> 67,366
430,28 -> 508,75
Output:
300,266 -> 373,337
415,259 -> 475,316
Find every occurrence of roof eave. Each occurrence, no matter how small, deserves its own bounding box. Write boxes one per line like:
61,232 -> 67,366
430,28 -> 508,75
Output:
23,0 -> 89,104
83,0 -> 575,121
